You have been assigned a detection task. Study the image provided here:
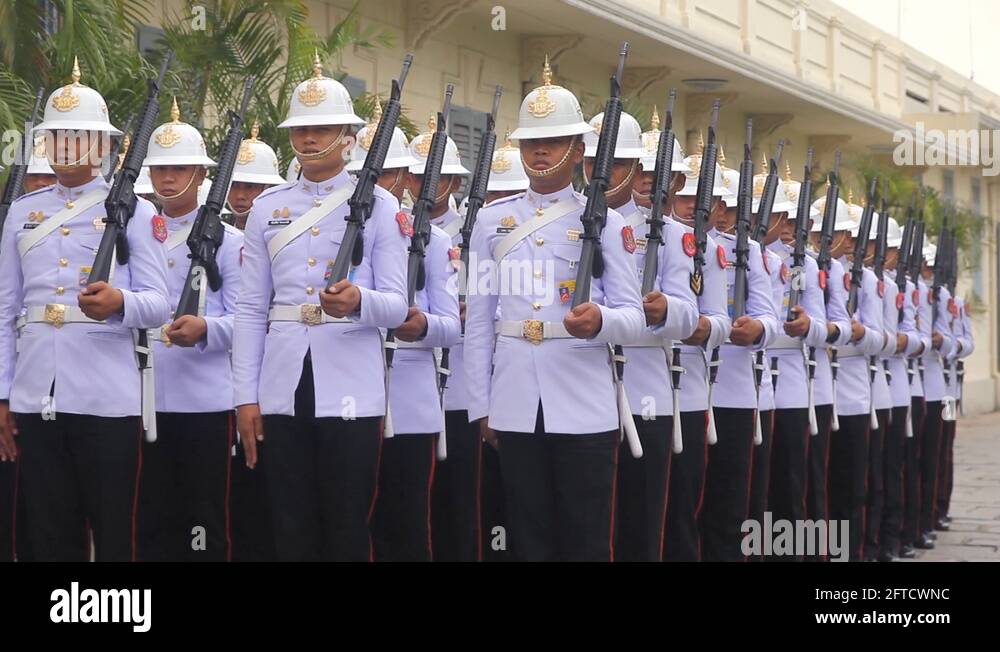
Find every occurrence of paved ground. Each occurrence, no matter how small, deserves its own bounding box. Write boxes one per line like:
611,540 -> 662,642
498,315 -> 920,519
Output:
913,410 -> 1000,562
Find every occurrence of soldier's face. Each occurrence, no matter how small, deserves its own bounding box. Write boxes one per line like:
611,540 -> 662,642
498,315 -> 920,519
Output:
376,168 -> 407,201
764,212 -> 787,245
227,181 -> 267,216
885,248 -> 899,270
24,174 -> 57,193
408,174 -> 458,208
713,202 -> 735,233
831,231 -> 850,257
582,158 -> 636,207
779,217 -> 796,245
290,125 -> 354,175
843,234 -> 856,260
150,165 -> 206,212
864,240 -> 876,265
672,195 -> 720,224
809,231 -> 820,250
44,129 -> 107,178
518,136 -> 583,189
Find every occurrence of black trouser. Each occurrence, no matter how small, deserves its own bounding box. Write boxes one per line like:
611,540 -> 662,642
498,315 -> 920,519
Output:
919,401 -> 944,534
0,460 -> 21,562
748,409 -> 774,562
829,414 -> 869,561
495,405 -> 618,562
616,415 -> 671,562
879,405 -> 909,557
261,355 -> 381,562
863,408 -> 890,560
936,418 -> 957,520
768,408 -> 809,560
15,412 -> 141,562
700,407 -> 754,562
431,410 -> 482,562
480,440 -> 509,561
663,410 -> 707,562
137,411 -> 233,562
230,438 -> 275,562
373,434 -> 436,562
902,397 -> 926,546
805,404 -> 833,561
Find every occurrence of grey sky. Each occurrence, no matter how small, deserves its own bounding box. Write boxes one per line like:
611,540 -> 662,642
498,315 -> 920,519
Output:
832,0 -> 1000,97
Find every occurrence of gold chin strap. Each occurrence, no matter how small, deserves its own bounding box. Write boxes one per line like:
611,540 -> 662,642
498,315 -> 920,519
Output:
289,125 -> 350,162
385,167 -> 406,195
153,168 -> 200,202
48,135 -> 100,171
522,135 -> 578,178
583,159 -> 638,198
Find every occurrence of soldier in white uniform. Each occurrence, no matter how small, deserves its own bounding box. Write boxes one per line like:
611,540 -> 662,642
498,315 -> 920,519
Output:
878,216 -> 922,561
226,120 -> 287,230
703,160 -> 778,561
232,55 -> 409,561
937,290 -> 973,531
356,116 -> 462,561
0,59 -> 170,561
583,111 -> 699,562
135,100 -> 244,561
756,170 -> 828,560
662,153 -> 731,561
916,241 -> 953,546
829,195 -> 887,561
24,135 -> 57,194
464,60 -> 645,561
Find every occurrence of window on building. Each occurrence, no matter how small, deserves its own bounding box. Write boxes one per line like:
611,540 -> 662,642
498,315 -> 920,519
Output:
341,75 -> 367,101
447,104 -> 488,199
942,170 -> 954,200
136,24 -> 166,60
40,0 -> 59,36
971,177 -> 984,298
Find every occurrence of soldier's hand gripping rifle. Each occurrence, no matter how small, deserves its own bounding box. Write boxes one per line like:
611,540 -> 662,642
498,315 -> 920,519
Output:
816,149 -> 841,429
0,87 -> 45,241
436,85 -> 501,461
641,89 -> 683,454
85,54 -> 171,444
174,78 -> 254,319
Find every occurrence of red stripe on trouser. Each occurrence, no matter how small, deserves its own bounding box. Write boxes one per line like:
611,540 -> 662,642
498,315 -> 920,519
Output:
426,437 -> 437,561
224,412 -> 234,562
608,440 -> 620,562
131,421 -> 144,563
367,426 -> 384,563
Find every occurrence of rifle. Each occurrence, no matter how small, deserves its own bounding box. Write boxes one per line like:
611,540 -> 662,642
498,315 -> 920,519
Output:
751,140 -> 786,244
691,99 -> 721,297
874,182 -> 892,391
0,87 -> 45,239
174,77 -> 254,319
786,147 -> 814,319
439,84 -> 501,461
87,53 -> 172,444
639,89 -> 683,454
640,88 -> 677,295
381,84 -> 451,443
326,54 -> 413,288
845,176 -> 877,316
104,112 -> 136,183
572,42 -> 628,309
89,53 -> 172,283
456,85 -> 502,303
815,150 -> 841,428
731,119 -> 766,444
910,216 -> 926,389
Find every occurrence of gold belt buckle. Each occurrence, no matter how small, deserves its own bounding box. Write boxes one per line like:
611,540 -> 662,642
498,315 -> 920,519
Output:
522,319 -> 544,344
44,303 -> 66,328
300,304 -> 323,326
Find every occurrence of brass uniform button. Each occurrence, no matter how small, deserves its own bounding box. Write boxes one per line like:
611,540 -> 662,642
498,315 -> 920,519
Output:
61,227 -> 71,236
535,237 -> 544,246
306,286 -> 315,295
532,301 -> 541,310
55,286 -> 65,295
59,258 -> 68,267
308,257 -> 317,266
311,227 -> 320,236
